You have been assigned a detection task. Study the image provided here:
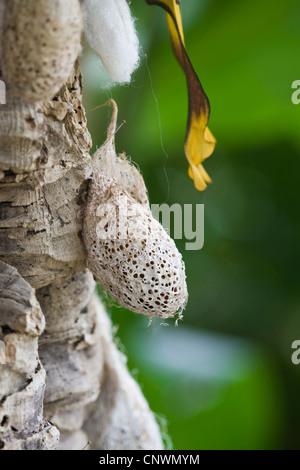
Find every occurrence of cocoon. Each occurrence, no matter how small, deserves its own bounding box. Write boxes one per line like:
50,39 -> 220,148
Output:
83,100 -> 187,319
81,0 -> 140,84
2,0 -> 82,103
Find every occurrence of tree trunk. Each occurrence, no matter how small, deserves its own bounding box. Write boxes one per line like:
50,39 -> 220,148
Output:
0,0 -> 163,450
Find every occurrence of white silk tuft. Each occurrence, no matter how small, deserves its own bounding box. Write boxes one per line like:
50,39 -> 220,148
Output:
82,0 -> 140,85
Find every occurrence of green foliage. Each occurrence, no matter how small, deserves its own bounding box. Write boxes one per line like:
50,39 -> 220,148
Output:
83,0 -> 300,449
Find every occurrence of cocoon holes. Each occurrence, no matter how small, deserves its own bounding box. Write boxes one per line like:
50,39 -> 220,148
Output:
2,0 -> 82,103
81,0 -> 140,84
83,100 -> 188,319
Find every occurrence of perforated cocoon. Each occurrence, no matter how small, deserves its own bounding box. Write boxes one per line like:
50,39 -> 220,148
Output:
82,0 -> 140,84
83,100 -> 187,319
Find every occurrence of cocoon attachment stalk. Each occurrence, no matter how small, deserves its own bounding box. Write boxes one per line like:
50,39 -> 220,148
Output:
2,0 -> 82,103
83,100 -> 188,319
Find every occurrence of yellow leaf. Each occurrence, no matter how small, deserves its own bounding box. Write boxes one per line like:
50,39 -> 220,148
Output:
146,0 -> 216,191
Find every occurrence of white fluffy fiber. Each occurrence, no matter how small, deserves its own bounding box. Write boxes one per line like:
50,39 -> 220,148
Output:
82,0 -> 140,84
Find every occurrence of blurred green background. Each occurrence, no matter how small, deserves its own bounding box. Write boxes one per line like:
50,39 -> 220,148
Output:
81,0 -> 300,450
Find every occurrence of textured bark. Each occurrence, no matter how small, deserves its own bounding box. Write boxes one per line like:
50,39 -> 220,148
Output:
0,61 -> 91,288
0,0 -> 163,451
37,270 -> 103,449
84,297 -> 164,450
0,261 -> 59,450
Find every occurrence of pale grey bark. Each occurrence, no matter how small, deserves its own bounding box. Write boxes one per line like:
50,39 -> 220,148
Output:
0,260 -> 59,450
0,0 -> 163,450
